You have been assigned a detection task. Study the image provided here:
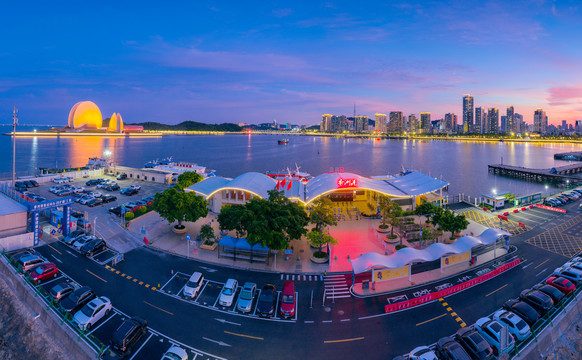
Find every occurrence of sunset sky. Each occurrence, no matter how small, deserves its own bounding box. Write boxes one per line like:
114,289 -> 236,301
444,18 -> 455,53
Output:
1,1 -> 582,126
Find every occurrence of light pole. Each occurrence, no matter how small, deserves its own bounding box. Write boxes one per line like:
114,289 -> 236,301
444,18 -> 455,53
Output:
12,106 -> 18,188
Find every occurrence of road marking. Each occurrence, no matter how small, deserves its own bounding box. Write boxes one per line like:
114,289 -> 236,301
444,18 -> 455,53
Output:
51,254 -> 63,263
416,313 -> 448,326
85,269 -> 108,283
87,312 -> 116,335
202,337 -> 231,347
115,270 -> 120,274
129,333 -> 153,360
441,302 -> 448,306
536,268 -> 548,277
215,318 -> 241,326
65,250 -> 78,258
139,281 -> 144,285
160,273 -> 178,291
47,244 -> 62,255
534,259 -> 550,269
322,320 -> 333,323
133,278 -> 138,282
486,283 -> 509,297
126,275 -> 132,280
224,330 -> 263,340
324,337 -> 364,344
280,274 -> 283,280
340,318 -> 350,322
143,300 -> 174,316
145,284 -> 150,288
304,320 -> 315,323
446,307 -> 452,311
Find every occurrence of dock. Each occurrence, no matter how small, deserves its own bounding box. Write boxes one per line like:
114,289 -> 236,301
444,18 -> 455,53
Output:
488,163 -> 582,183
554,152 -> 582,161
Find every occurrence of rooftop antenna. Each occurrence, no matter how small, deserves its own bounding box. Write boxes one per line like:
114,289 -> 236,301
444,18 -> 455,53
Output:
12,106 -> 18,188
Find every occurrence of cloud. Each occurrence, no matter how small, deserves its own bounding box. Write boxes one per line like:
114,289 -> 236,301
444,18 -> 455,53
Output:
272,8 -> 293,17
547,85 -> 582,106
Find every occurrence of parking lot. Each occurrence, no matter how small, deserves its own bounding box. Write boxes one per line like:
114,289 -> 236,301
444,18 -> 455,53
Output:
159,272 -> 299,322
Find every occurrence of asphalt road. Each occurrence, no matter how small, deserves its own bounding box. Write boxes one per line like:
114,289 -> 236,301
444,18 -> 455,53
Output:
27,199 -> 582,360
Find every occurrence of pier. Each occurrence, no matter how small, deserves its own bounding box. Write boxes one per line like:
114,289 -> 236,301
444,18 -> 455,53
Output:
488,163 -> 582,183
554,151 -> 582,161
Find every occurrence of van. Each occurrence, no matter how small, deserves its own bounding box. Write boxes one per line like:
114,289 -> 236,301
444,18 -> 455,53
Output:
183,272 -> 204,299
18,255 -> 47,272
280,281 -> 296,318
219,278 -> 238,307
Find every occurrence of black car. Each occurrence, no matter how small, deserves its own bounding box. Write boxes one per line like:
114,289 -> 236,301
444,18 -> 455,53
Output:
80,238 -> 107,257
106,184 -> 121,191
88,197 -> 104,207
23,180 -> 35,188
71,210 -> 85,219
102,195 -> 117,203
63,230 -> 85,245
454,327 -> 494,360
60,286 -> 96,314
86,179 -> 103,186
532,284 -> 565,303
120,188 -> 138,196
14,181 -> 27,188
101,316 -> 148,358
503,299 -> 540,325
436,337 -> 472,360
257,284 -> 276,317
109,206 -> 123,217
29,180 -> 39,187
117,173 -> 128,180
519,289 -> 554,315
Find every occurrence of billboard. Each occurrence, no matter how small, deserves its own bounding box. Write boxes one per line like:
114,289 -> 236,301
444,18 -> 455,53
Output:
441,251 -> 471,269
373,265 -> 410,282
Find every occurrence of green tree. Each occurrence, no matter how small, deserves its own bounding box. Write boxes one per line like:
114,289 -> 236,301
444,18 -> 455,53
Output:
199,224 -> 215,244
306,229 -> 338,258
308,197 -> 337,232
450,213 -> 469,237
421,225 -> 442,246
176,171 -> 204,190
415,202 -> 437,216
153,188 -> 209,229
217,204 -> 249,238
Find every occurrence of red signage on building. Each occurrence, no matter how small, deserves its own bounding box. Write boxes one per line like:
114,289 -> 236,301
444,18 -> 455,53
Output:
337,178 -> 358,188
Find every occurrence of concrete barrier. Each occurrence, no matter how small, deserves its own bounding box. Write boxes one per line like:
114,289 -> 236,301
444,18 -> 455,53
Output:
0,257 -> 93,359
0,232 -> 34,252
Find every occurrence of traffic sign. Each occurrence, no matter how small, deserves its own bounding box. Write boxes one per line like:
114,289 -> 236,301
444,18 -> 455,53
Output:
186,235 -> 191,241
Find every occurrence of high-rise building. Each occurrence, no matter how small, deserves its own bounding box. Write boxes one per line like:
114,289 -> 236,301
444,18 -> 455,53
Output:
500,116 -> 507,134
355,116 -> 368,133
487,108 -> 499,134
408,114 -> 418,133
506,106 -> 515,134
389,112 -> 403,133
444,113 -> 454,133
420,112 -> 431,134
515,113 -> 523,134
452,114 -> 458,133
475,107 -> 485,134
321,114 -> 332,132
533,109 -> 548,134
462,94 -> 474,134
375,113 -> 387,133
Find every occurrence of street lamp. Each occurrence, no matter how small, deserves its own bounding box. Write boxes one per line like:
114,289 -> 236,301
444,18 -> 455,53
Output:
545,185 -> 549,197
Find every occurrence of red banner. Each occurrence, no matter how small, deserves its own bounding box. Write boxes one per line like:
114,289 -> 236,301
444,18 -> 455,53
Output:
535,204 -> 566,213
384,259 -> 521,313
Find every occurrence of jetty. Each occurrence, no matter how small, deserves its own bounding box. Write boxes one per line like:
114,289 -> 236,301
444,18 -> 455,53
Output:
488,163 -> 582,183
554,152 -> 582,161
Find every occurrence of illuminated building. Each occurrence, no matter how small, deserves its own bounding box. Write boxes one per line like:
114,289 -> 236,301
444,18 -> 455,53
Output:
420,112 -> 431,134
375,113 -> 387,133
462,94 -> 474,134
533,108 -> 548,134
68,101 -> 103,129
487,108 -> 499,134
389,112 -> 403,133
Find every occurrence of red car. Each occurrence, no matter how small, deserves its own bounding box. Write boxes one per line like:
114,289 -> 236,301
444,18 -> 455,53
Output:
546,276 -> 576,294
29,263 -> 59,284
279,281 -> 296,318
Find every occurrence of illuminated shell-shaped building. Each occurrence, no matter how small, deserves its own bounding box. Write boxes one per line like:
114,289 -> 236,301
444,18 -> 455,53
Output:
68,101 -> 103,129
107,113 -> 124,132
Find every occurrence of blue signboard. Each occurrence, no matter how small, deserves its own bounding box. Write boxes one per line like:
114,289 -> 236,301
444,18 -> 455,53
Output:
30,197 -> 74,212
186,235 -> 191,241
63,205 -> 71,236
32,212 -> 40,246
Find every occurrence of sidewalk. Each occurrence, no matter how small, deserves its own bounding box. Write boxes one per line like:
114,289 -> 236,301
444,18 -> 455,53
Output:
352,246 -> 509,296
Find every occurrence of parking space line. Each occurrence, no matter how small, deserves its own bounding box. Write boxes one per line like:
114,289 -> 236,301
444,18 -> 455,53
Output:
85,269 -> 108,283
39,275 -> 65,286
129,333 -> 153,360
273,291 -> 281,319
212,293 -> 221,308
252,290 -> 261,316
143,300 -> 174,316
160,273 -> 179,291
194,281 -> 209,302
87,312 -> 116,335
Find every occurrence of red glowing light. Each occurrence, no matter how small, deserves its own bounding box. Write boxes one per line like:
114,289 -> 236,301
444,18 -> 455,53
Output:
337,178 -> 358,188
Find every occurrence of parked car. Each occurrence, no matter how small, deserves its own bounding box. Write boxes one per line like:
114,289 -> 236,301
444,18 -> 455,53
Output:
519,289 -> 554,315
104,316 -> 148,358
23,180 -> 35,188
56,189 -> 73,196
161,345 -> 188,360
237,282 -> 257,313
50,281 -> 79,302
88,197 -> 104,207
120,187 -> 138,196
280,280 -> 296,318
257,284 -> 276,317
28,262 -> 59,284
436,337 -> 472,360
492,310 -> 531,342
29,180 -> 39,187
102,195 -> 117,203
9,249 -> 40,266
17,255 -> 47,272
73,296 -> 112,331
546,276 -> 576,294
409,346 -> 438,360
564,261 -> 582,272
183,272 -> 204,299
85,179 -> 102,186
503,299 -> 540,325
117,173 -> 128,180
143,196 -> 154,206
553,266 -> 582,283
106,184 -> 121,191
79,196 -> 94,205
219,278 -> 238,307
72,235 -> 97,250
80,238 -> 107,257
454,327 -> 494,360
532,284 -> 565,304
60,286 -> 96,314
474,317 -> 515,356
130,184 -> 141,190
97,181 -> 115,189
109,206 -> 123,217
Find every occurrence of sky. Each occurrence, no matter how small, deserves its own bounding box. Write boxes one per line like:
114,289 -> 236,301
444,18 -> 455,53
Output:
1,1 -> 582,126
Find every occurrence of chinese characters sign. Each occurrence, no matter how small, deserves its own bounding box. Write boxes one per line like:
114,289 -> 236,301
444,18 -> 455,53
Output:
337,178 -> 358,188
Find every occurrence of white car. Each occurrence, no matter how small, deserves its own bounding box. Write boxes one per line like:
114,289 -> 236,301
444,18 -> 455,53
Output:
218,278 -> 238,307
79,196 -> 95,205
553,266 -> 582,283
183,272 -> 204,299
72,186 -> 85,193
493,310 -> 531,342
564,261 -> 582,272
475,317 -> 515,355
73,296 -> 112,331
409,345 -> 438,360
130,184 -> 141,190
161,345 -> 188,360
72,235 -> 96,250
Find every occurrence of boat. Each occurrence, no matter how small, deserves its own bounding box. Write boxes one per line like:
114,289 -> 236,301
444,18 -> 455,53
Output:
278,139 -> 289,145
142,157 -> 217,180
266,164 -> 312,184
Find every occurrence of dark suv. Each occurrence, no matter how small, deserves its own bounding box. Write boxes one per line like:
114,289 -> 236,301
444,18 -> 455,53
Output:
102,316 -> 147,358
436,337 -> 472,360
60,286 -> 96,314
519,289 -> 554,315
454,327 -> 494,360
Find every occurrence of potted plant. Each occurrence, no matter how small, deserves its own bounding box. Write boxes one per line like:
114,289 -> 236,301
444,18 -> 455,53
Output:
199,224 -> 217,250
307,229 -> 337,264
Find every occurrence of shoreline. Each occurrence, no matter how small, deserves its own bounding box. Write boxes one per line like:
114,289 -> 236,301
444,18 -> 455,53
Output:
4,131 -> 166,137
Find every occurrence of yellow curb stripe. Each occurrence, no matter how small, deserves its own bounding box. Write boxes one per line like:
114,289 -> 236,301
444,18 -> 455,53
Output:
446,307 -> 452,311
143,300 -> 174,316
224,331 -> 264,340
486,283 -> 509,297
145,284 -> 150,288
324,337 -> 365,344
133,278 -> 138,282
139,281 -> 144,285
115,271 -> 120,274
47,244 -> 62,255
416,313 -> 448,326
86,269 -> 108,283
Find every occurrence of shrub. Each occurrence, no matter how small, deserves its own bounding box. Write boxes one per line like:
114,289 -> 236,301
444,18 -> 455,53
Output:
313,251 -> 329,259
125,212 -> 135,220
395,244 -> 408,250
138,206 -> 147,215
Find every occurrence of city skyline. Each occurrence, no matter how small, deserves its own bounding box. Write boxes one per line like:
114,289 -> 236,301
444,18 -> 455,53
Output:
1,1 -> 582,126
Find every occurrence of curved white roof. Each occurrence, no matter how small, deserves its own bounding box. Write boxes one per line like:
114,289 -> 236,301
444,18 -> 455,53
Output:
186,172 -> 277,199
351,228 -> 511,274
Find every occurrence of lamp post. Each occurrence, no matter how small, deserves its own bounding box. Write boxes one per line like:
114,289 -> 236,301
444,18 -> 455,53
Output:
12,107 -> 18,188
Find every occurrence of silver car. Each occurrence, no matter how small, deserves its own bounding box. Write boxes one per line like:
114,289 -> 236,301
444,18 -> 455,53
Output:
237,282 -> 256,313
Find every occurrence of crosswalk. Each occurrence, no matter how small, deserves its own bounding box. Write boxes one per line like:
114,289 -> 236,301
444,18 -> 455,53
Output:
280,273 -> 323,281
324,274 -> 351,300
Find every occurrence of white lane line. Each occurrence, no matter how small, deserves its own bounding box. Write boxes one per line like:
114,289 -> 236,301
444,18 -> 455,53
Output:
325,274 -> 346,279
304,320 -> 315,323
65,250 -> 78,258
340,318 -> 351,322
329,294 -> 351,299
280,274 -> 283,280
309,275 -> 312,281
51,254 -> 63,263
536,268 -> 549,277
129,333 -> 154,360
87,312 -> 116,335
38,275 -> 65,286
202,337 -> 231,347
292,275 -> 295,280
322,320 -> 332,323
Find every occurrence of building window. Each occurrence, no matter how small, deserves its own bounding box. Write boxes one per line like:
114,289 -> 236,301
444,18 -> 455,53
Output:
130,174 -> 133,178
145,176 -> 148,180
152,177 -> 155,182
137,175 -> 140,179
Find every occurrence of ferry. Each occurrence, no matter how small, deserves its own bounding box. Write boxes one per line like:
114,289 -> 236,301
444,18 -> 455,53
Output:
143,157 -> 217,180
266,165 -> 312,184
278,139 -> 289,145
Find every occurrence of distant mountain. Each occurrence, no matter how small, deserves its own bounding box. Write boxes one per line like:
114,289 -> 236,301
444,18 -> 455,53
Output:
130,121 -> 242,132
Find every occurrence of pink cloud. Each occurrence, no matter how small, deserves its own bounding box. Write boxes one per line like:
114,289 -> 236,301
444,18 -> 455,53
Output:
547,85 -> 582,106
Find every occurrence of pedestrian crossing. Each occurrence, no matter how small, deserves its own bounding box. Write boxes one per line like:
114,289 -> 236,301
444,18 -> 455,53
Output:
324,274 -> 351,300
280,273 -> 323,281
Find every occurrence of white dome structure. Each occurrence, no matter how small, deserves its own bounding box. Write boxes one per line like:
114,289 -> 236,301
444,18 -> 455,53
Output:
107,112 -> 124,132
68,101 -> 103,129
